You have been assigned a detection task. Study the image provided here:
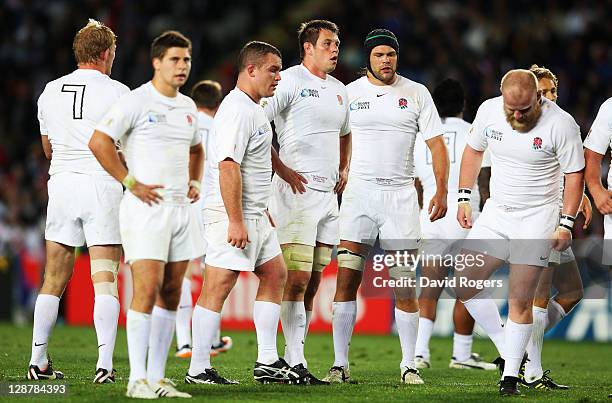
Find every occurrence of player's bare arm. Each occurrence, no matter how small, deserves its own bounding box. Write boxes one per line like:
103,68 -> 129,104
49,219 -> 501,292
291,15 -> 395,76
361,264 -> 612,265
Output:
584,148 -> 612,215
188,143 -> 204,203
41,135 -> 52,160
271,146 -> 307,194
335,131 -> 351,194
552,170 -> 584,251
219,158 -> 249,248
425,135 -> 449,221
456,144 -> 484,228
89,130 -> 163,205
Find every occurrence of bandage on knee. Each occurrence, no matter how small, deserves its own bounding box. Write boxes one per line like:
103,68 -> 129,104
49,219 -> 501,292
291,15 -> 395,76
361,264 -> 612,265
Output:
312,246 -> 333,272
282,244 -> 314,271
337,248 -> 365,271
388,265 -> 416,280
91,259 -> 119,298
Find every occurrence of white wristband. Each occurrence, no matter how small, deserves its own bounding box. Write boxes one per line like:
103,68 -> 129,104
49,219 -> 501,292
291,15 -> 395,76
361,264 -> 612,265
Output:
189,180 -> 201,192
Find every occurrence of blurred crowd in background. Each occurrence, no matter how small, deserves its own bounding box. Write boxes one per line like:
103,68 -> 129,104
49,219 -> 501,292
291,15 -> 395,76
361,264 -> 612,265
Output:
0,0 -> 610,320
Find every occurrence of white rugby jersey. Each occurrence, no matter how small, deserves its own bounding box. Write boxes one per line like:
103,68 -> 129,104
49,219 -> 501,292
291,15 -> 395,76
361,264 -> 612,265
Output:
197,111 -> 213,210
346,75 -> 443,188
583,97 -> 612,188
414,117 -> 490,211
204,88 -> 273,223
467,96 -> 584,208
37,69 -> 129,176
263,64 -> 350,192
96,81 -> 201,203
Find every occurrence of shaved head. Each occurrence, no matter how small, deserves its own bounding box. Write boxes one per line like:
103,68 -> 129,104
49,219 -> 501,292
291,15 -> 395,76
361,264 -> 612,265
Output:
500,69 -> 542,132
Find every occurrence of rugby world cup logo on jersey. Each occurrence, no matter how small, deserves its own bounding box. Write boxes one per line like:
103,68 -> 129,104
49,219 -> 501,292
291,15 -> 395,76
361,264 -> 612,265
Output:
485,127 -> 503,141
147,113 -> 167,123
349,100 -> 370,111
532,136 -> 543,150
300,88 -> 320,98
398,98 -> 408,109
255,123 -> 271,136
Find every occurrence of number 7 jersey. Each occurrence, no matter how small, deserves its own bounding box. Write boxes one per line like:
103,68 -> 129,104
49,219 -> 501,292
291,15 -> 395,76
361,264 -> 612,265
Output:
37,69 -> 129,176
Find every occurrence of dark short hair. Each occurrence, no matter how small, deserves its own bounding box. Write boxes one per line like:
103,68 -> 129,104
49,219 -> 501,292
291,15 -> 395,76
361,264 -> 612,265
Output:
150,30 -> 192,60
297,20 -> 339,59
190,80 -> 223,109
237,41 -> 281,72
433,78 -> 465,118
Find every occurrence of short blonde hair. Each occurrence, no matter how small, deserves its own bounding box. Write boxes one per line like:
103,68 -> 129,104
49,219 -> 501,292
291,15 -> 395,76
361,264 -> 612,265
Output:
529,64 -> 559,89
73,19 -> 116,64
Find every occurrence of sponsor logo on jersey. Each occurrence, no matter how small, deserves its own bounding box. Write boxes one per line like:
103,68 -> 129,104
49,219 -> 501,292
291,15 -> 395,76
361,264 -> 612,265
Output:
337,94 -> 343,105
398,98 -> 408,109
147,113 -> 167,123
532,136 -> 543,150
255,123 -> 271,136
300,88 -> 320,98
349,101 -> 370,111
485,127 -> 503,141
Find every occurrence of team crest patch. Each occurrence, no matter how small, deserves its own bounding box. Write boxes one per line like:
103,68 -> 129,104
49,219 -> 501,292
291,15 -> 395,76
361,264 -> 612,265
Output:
186,114 -> 193,125
532,136 -> 543,150
337,94 -> 343,105
398,98 -> 408,109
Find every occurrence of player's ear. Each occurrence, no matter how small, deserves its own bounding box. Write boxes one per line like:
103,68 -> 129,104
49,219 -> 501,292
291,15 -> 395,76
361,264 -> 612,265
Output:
152,57 -> 161,71
247,63 -> 256,77
100,48 -> 110,63
303,42 -> 313,57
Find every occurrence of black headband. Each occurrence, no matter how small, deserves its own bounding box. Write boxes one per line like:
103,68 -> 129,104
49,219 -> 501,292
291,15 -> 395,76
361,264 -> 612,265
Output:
364,29 -> 399,74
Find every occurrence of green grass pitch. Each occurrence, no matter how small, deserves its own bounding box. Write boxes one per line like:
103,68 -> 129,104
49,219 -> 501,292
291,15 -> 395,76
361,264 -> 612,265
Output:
1,323 -> 610,402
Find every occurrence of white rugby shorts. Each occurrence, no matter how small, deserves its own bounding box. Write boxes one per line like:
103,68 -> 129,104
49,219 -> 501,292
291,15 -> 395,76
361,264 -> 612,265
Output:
120,194 -> 204,264
45,172 -> 122,247
463,199 -> 559,267
339,178 -> 421,250
204,214 -> 281,271
420,203 -> 479,257
268,176 -> 339,246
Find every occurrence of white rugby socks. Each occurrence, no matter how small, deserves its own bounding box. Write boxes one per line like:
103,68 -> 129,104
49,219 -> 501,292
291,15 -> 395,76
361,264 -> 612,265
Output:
524,306 -> 547,382
147,306 -> 176,384
281,301 -> 307,367
127,309 -> 151,383
254,301 -> 281,365
463,298 -> 505,357
30,294 -> 60,367
305,309 -> 313,338
545,299 -> 567,332
332,301 -> 357,368
93,295 -> 120,371
415,317 -> 434,360
188,306 -> 219,375
452,332 -> 473,362
175,278 -> 193,349
395,308 -> 419,369
502,319 -> 532,378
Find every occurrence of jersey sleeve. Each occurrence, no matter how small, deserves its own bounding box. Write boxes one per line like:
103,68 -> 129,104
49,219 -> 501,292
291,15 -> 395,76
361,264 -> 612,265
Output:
262,70 -> 297,122
213,108 -> 253,165
417,86 -> 443,141
340,87 -> 351,136
583,99 -> 612,155
481,149 -> 492,168
37,90 -> 48,136
554,116 -> 585,174
191,114 -> 202,146
95,93 -> 140,141
466,101 -> 489,152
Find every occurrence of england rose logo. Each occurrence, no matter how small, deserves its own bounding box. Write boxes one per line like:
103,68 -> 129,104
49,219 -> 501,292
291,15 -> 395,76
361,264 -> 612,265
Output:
398,98 -> 408,109
532,136 -> 542,150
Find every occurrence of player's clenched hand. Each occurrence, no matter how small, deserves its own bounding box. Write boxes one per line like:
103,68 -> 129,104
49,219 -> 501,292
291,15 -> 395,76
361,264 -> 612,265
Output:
130,182 -> 164,206
276,163 -> 308,194
334,167 -> 349,194
550,226 -> 572,252
428,191 -> 447,222
579,193 -> 592,229
227,220 -> 249,249
591,188 -> 612,215
457,202 -> 472,229
187,182 -> 200,204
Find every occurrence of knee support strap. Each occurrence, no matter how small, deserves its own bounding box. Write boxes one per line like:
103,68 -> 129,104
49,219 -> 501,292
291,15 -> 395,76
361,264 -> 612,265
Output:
312,246 -> 333,272
91,259 -> 120,299
337,248 -> 366,271
282,244 -> 314,271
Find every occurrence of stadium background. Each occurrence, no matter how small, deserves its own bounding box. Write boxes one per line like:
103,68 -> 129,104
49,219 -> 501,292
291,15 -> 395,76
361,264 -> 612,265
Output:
0,0 -> 611,344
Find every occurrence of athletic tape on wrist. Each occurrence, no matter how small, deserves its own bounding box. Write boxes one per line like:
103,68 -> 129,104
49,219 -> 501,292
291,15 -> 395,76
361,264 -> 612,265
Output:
560,214 -> 575,231
122,174 -> 136,190
458,188 -> 472,203
189,180 -> 201,192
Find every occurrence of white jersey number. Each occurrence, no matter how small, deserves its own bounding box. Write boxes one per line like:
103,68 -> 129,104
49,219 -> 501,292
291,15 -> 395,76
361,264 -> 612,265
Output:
426,131 -> 456,164
61,84 -> 86,120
